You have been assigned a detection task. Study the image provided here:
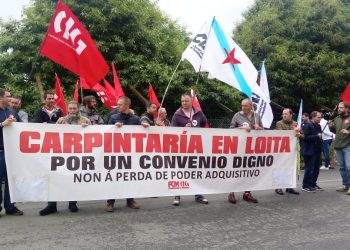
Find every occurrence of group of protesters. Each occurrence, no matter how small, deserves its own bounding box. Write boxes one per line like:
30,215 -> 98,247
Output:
1,87 -> 349,217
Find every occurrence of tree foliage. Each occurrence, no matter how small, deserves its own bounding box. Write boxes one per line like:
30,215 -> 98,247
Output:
234,0 -> 350,112
0,0 -> 241,121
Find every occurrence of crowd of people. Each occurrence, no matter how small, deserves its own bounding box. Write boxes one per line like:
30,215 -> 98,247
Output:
0,87 -> 348,217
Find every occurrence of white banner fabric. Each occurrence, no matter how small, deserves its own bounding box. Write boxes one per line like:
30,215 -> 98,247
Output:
4,123 -> 297,202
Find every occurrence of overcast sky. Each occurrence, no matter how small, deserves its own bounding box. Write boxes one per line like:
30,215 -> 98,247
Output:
0,0 -> 254,34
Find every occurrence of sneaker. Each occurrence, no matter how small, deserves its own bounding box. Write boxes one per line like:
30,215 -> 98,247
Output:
320,166 -> 329,170
6,207 -> 24,216
68,203 -> 79,212
336,186 -> 349,192
195,196 -> 209,204
105,202 -> 114,212
228,192 -> 236,204
173,197 -> 180,206
302,187 -> 316,193
39,205 -> 57,216
127,200 -> 140,209
314,185 -> 323,191
347,189 -> 350,195
286,188 -> 299,195
243,192 -> 258,203
329,166 -> 335,169
275,189 -> 284,195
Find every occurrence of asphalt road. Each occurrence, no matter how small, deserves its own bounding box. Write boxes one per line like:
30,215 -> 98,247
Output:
1,168 -> 349,250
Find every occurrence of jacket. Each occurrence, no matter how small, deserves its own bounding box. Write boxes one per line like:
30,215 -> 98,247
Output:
332,114 -> 350,149
108,112 -> 140,125
171,108 -> 207,128
34,106 -> 62,123
140,112 -> 155,126
300,120 -> 322,156
80,106 -> 104,125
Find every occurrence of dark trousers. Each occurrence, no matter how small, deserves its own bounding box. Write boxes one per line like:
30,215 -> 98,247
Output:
46,201 -> 77,207
0,151 -> 16,212
303,153 -> 321,188
107,198 -> 134,205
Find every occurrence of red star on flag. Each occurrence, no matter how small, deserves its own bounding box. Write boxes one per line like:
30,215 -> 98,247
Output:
222,48 -> 241,70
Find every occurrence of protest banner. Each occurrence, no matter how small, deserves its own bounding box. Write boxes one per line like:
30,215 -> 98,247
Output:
4,123 -> 297,202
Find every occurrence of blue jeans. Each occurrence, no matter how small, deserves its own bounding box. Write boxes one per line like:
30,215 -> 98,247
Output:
302,153 -> 321,188
0,151 -> 16,212
335,145 -> 350,186
322,139 -> 333,167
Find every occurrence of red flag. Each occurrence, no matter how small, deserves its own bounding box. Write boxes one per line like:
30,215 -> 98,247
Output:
148,83 -> 160,107
39,1 -> 109,86
73,80 -> 79,102
103,78 -> 117,104
341,82 -> 350,104
112,63 -> 125,98
148,83 -> 160,119
92,83 -> 116,110
190,87 -> 202,110
54,75 -> 67,115
190,87 -> 209,127
79,77 -> 91,90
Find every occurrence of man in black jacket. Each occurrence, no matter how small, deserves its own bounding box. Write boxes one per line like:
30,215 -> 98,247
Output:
301,111 -> 323,192
140,102 -> 157,127
34,91 -> 63,123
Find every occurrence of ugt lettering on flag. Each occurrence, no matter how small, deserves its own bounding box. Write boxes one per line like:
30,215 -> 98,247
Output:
39,0 -> 109,85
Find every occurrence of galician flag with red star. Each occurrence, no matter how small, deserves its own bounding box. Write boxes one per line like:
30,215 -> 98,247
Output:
200,17 -> 258,97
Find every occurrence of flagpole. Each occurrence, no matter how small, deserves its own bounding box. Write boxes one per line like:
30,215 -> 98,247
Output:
194,17 -> 215,86
79,79 -> 84,103
160,58 -> 182,108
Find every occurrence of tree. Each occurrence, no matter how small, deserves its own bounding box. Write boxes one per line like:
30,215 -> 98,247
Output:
234,0 -> 350,112
0,0 -> 242,121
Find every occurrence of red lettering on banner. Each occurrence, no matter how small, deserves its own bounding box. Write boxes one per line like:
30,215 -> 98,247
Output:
20,131 -> 40,153
132,133 -> 146,152
84,133 -> 102,153
180,132 -> 187,153
255,137 -> 266,153
223,136 -> 238,154
266,137 -> 272,153
168,180 -> 190,189
212,136 -> 238,154
146,134 -> 161,153
212,136 -> 223,154
20,131 -> 291,155
187,135 -> 203,153
104,133 -> 112,153
63,133 -> 82,153
273,137 -> 282,152
114,133 -> 131,153
163,134 -> 179,153
245,136 -> 291,154
42,132 -> 62,153
245,137 -> 254,154
280,137 -> 291,152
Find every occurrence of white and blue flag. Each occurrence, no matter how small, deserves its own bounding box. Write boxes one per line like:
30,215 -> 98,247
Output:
199,17 -> 258,97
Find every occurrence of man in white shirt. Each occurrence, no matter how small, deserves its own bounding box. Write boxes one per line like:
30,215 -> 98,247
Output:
320,116 -> 335,170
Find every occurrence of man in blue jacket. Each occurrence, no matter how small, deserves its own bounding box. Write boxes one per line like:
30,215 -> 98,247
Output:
106,96 -> 140,212
301,111 -> 323,192
0,88 -> 23,216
